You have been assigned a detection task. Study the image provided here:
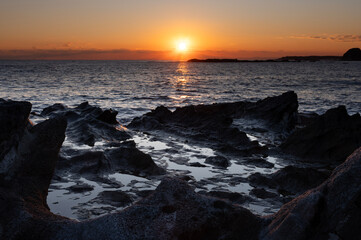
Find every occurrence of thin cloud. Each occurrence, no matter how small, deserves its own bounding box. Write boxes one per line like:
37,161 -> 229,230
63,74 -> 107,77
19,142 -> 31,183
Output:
291,34 -> 361,42
0,49 -> 172,60
0,48 -> 342,60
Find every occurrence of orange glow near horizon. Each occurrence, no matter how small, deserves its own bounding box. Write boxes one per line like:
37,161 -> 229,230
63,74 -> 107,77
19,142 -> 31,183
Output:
0,0 -> 360,60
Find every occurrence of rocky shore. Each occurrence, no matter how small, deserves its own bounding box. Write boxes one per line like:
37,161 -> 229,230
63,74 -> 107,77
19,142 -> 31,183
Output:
1,92 -> 361,240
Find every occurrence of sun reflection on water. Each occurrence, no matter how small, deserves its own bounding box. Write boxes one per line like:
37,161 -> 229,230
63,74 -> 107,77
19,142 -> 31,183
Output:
169,62 -> 194,104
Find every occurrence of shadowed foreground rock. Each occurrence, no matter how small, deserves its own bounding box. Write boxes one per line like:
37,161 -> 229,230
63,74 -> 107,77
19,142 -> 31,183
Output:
282,106 -> 361,163
249,166 -> 330,197
261,147 -> 361,240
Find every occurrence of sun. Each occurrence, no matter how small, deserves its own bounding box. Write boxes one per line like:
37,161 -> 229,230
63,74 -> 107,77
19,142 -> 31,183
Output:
176,40 -> 189,52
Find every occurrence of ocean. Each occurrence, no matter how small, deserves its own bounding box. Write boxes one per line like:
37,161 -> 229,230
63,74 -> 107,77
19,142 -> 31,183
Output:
1,60 -> 360,220
1,60 -> 360,123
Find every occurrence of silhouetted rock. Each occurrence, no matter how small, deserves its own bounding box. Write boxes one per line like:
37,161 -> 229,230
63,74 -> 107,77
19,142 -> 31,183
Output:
249,166 -> 330,196
250,188 -> 278,199
243,157 -> 275,168
188,162 -> 207,167
243,91 -> 298,131
42,102 -> 129,146
0,100 -> 67,234
342,48 -> 361,61
0,99 -> 32,160
66,183 -> 94,193
205,155 -> 230,168
96,109 -> 118,124
281,106 -> 361,163
57,141 -> 165,177
129,92 -> 298,157
105,144 -> 165,176
41,103 -> 66,115
261,147 -> 361,240
91,190 -> 133,208
200,190 -> 252,205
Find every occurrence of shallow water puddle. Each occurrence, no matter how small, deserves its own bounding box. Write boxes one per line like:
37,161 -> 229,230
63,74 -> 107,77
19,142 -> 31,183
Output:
48,132 -> 287,219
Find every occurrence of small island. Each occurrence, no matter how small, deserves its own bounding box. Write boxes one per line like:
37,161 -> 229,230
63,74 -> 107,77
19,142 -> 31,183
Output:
188,48 -> 361,62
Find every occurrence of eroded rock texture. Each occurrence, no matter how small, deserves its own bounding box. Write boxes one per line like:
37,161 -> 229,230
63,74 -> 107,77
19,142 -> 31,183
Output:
282,106 -> 361,163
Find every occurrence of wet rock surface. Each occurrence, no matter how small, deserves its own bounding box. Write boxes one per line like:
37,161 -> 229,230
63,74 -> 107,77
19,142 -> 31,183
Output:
282,105 -> 361,163
205,155 -> 230,168
57,141 -> 165,177
42,101 -> 130,146
1,94 -> 361,239
249,166 -> 330,196
91,190 -> 133,208
128,91 -> 298,156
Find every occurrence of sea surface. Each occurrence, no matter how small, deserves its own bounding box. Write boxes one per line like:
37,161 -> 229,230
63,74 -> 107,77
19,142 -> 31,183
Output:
1,60 -> 360,123
1,60 -> 360,220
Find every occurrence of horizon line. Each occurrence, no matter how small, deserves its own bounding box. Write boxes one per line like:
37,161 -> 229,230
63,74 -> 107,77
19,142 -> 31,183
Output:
0,48 -> 352,61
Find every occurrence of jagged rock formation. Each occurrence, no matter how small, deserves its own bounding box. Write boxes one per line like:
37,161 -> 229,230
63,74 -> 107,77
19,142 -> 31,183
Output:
42,102 -> 164,177
261,147 -> 361,240
129,91 -> 298,156
42,102 -> 130,146
282,106 -> 361,163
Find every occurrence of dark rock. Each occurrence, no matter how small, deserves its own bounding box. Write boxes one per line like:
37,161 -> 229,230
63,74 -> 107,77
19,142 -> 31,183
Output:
58,151 -> 106,174
261,147 -> 361,240
242,91 -> 298,131
205,156 -> 230,168
66,183 -> 94,193
201,190 -> 252,205
136,189 -> 154,198
243,157 -> 274,168
189,162 -> 207,167
96,109 -> 118,124
342,48 -> 361,61
58,142 -> 165,177
250,188 -> 278,199
41,103 -> 66,115
91,190 -> 133,208
105,144 -> 165,176
0,99 -> 32,160
249,166 -> 330,196
0,100 -> 67,236
42,102 -> 129,146
281,106 -> 361,163
128,92 -> 299,158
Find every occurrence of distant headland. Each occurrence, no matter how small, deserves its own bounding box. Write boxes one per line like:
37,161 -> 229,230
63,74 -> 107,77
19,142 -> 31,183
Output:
188,48 -> 361,62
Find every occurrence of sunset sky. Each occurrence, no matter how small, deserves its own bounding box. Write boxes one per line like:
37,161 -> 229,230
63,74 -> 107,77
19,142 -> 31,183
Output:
1,0 -> 360,60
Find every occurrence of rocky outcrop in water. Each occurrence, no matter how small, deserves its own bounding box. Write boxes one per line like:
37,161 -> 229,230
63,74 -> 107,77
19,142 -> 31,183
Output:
342,48 -> 361,61
42,102 -> 164,177
129,91 -> 298,156
42,102 -> 130,146
282,106 -> 361,163
249,166 -> 330,197
57,141 -> 164,177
